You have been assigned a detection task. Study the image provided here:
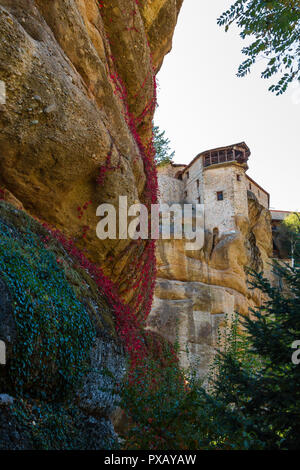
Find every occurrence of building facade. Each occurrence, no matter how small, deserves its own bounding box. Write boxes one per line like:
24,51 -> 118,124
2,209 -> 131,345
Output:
158,142 -> 270,235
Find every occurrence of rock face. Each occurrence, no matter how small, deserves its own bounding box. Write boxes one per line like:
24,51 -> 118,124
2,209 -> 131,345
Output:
0,201 -> 125,449
0,1 -> 184,449
0,0 -> 183,313
147,193 -> 273,377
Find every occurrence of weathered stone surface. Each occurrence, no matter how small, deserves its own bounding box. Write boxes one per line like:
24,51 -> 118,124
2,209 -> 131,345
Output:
78,338 -> 125,417
0,0 -> 183,304
0,393 -> 14,406
148,194 -> 273,377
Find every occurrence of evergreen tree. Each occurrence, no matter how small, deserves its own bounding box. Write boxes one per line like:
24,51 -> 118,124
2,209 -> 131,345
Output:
274,212 -> 300,266
119,266 -> 300,450
153,125 -> 175,166
218,1 -> 300,94
212,264 -> 300,449
283,212 -> 300,266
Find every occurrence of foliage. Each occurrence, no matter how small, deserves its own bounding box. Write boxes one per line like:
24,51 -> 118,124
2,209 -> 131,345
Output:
120,265 -> 300,450
118,331 -> 265,450
9,396 -> 119,450
276,212 -> 300,264
211,264 -> 300,449
119,338 -> 205,450
218,0 -> 300,94
11,398 -> 85,450
0,212 -> 95,400
43,224 -> 150,371
153,125 -> 175,166
96,0 -> 159,323
209,311 -> 263,384
284,211 -> 300,233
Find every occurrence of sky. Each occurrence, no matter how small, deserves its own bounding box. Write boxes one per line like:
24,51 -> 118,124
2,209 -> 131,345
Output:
154,0 -> 300,212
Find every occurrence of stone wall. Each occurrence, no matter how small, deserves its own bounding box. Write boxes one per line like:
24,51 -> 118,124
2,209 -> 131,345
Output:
158,174 -> 184,204
157,163 -> 186,178
184,157 -> 204,204
246,176 -> 269,209
203,163 -> 249,234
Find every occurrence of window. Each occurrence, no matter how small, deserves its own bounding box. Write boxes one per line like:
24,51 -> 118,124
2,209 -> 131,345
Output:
227,150 -> 233,161
184,191 -> 188,199
186,171 -> 189,179
219,151 -> 226,162
204,155 -> 210,167
211,152 -> 218,164
196,179 -> 200,189
197,196 -> 201,204
217,191 -> 224,201
249,183 -> 252,190
237,174 -> 241,181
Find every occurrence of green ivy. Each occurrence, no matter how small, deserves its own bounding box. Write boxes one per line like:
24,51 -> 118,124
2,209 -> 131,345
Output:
0,217 -> 95,400
11,398 -> 84,450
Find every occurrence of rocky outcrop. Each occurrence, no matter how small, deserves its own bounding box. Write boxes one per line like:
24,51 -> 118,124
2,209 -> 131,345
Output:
0,201 -> 125,449
0,0 -> 183,312
147,194 -> 273,377
0,1 -> 184,449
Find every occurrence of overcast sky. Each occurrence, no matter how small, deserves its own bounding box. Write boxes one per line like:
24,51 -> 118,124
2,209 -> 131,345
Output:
155,0 -> 300,211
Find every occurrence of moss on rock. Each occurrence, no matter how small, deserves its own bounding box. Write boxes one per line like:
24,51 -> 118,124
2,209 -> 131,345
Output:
0,202 -> 124,449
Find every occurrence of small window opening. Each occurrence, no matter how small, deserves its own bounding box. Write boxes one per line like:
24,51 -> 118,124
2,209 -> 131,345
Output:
197,196 -> 201,204
184,191 -> 188,199
186,171 -> 189,179
196,179 -> 200,189
237,174 -> 241,181
217,191 -> 224,201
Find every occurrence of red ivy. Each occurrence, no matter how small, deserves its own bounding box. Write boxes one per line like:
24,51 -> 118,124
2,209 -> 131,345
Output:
40,2 -> 163,373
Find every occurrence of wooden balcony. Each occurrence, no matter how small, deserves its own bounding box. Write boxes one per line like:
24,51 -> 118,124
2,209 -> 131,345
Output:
203,148 -> 247,168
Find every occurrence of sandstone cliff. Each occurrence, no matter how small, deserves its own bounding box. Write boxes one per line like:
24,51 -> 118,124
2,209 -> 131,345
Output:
0,0 -> 183,449
147,192 -> 273,377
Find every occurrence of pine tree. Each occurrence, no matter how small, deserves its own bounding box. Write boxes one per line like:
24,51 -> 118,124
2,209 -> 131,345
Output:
153,125 -> 175,166
212,264 -> 300,449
